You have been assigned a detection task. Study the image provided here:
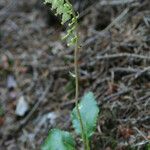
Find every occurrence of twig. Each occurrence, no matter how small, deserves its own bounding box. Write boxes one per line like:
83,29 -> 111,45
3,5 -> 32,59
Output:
83,7 -> 129,47
133,127 -> 148,140
99,0 -> 137,6
80,0 -> 135,19
132,140 -> 149,147
96,53 -> 150,61
100,88 -> 130,104
111,67 -> 140,74
118,116 -> 150,124
134,66 -> 150,79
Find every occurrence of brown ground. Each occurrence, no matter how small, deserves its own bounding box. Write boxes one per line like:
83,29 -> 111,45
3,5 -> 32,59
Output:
0,0 -> 150,149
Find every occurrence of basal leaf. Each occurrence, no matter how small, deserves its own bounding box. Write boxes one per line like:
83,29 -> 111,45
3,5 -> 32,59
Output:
41,129 -> 76,150
71,92 -> 99,138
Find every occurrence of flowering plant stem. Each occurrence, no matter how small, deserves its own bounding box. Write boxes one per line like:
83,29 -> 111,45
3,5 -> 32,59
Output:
66,0 -> 90,149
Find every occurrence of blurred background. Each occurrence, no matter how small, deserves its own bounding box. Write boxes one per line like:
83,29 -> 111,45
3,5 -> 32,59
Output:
0,0 -> 150,149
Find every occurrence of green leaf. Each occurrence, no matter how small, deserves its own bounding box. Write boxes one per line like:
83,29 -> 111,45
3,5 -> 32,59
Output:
41,129 -> 76,150
62,13 -> 71,24
71,92 -> 99,138
44,0 -> 78,47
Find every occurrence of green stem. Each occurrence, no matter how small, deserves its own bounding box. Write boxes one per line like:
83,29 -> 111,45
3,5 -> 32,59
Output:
74,35 -> 87,149
86,135 -> 90,150
74,26 -> 90,150
65,0 -> 90,150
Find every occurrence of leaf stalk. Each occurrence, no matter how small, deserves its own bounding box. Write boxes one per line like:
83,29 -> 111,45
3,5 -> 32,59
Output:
65,0 -> 90,149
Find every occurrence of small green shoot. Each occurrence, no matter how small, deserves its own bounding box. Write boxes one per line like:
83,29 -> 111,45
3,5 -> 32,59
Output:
42,92 -> 99,150
42,0 -> 100,150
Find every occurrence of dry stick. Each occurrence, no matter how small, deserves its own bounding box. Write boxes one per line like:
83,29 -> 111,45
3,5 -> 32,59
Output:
80,0 -> 134,19
134,66 -> 150,79
133,127 -> 148,141
96,53 -> 150,61
99,0 -> 136,6
111,67 -> 141,73
83,7 -> 129,47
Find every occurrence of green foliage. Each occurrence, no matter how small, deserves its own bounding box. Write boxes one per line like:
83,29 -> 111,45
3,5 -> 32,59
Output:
41,129 -> 76,150
43,1 -> 100,149
44,0 -> 78,46
71,92 -> 99,138
41,92 -> 99,150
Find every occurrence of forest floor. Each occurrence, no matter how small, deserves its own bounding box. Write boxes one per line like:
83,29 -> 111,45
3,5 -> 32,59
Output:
0,0 -> 150,149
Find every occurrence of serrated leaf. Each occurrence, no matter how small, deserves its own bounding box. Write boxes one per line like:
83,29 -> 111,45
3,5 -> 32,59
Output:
56,5 -> 64,15
51,0 -> 58,10
41,129 -> 76,150
71,92 -> 99,138
44,0 -> 78,47
62,13 -> 71,24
